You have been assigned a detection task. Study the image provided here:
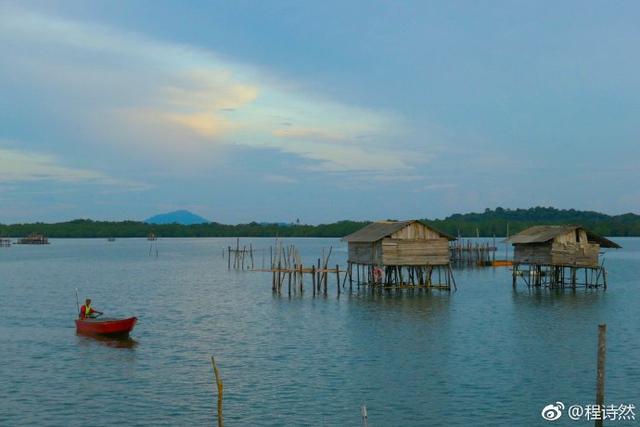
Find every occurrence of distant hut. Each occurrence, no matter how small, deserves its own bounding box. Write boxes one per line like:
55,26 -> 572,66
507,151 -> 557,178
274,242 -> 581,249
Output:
0,238 -> 11,247
507,225 -> 620,288
16,233 -> 49,245
343,220 -> 456,290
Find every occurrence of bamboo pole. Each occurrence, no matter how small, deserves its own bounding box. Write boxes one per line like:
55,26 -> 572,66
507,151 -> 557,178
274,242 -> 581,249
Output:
299,264 -> 304,293
211,356 -> 224,427
595,324 -> 606,427
277,261 -> 282,294
312,265 -> 316,296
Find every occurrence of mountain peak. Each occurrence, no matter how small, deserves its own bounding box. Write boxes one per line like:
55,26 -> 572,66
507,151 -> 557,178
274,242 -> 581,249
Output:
144,210 -> 210,225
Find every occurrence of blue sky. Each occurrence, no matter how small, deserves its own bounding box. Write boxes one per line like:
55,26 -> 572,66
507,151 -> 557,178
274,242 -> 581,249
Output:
1,1 -> 639,224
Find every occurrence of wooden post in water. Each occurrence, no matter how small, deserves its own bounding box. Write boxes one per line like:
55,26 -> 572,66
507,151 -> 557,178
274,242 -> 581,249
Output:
277,261 -> 282,295
317,258 -> 321,293
595,324 -> 607,427
361,404 -> 368,427
211,356 -> 224,427
299,264 -> 304,293
336,264 -> 340,296
312,265 -> 316,296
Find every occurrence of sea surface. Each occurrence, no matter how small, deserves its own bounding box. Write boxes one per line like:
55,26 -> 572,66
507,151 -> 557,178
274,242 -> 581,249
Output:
1,237 -> 639,426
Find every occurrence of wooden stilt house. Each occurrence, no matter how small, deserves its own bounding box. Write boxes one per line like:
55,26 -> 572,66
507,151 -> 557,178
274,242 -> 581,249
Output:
507,225 -> 620,288
343,220 -> 457,290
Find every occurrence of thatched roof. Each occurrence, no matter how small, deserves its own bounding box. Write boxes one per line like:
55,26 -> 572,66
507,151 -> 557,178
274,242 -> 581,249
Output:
506,225 -> 621,248
343,220 -> 455,243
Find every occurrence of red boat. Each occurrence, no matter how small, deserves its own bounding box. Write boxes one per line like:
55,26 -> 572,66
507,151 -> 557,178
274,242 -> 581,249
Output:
75,317 -> 137,337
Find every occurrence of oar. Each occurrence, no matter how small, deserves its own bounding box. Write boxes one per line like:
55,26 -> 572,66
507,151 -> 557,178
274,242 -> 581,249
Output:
75,288 -> 80,316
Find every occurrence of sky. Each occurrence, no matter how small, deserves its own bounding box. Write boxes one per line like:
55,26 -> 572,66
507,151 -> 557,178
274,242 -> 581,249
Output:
1,1 -> 639,224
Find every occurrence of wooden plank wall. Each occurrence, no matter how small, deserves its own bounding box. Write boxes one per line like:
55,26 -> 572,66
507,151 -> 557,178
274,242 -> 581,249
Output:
514,242 -> 599,267
553,229 -> 589,245
513,244 -> 552,265
348,242 -> 382,264
389,222 -> 442,240
381,238 -> 449,265
551,242 -> 599,267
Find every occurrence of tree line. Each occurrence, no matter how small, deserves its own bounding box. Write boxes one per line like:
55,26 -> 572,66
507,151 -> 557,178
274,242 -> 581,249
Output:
1,207 -> 639,238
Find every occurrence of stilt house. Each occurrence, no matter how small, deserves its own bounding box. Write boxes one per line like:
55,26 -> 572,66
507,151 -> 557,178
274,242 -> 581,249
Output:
507,225 -> 620,267
507,225 -> 620,288
343,220 -> 456,289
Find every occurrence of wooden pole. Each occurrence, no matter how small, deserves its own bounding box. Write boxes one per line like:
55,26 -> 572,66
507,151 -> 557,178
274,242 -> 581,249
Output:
299,264 -> 304,293
361,404 -> 368,427
349,263 -> 353,290
211,356 -> 224,427
595,324 -> 606,427
277,261 -> 282,294
448,265 -> 457,291
317,258 -> 321,293
336,264 -> 340,295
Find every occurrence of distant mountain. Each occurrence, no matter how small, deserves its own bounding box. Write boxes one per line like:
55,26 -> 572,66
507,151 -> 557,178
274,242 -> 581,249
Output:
144,210 -> 210,225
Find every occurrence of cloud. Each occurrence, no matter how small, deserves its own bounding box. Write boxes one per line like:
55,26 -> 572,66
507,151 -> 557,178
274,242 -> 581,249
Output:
0,6 -> 424,174
163,112 -> 235,137
0,145 -> 148,191
272,127 -> 345,141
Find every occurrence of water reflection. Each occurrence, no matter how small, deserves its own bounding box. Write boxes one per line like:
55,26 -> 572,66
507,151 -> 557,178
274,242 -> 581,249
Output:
511,285 -> 606,307
76,333 -> 138,349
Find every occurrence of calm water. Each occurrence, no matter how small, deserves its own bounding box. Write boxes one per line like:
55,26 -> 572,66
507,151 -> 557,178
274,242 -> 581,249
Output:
1,237 -> 639,426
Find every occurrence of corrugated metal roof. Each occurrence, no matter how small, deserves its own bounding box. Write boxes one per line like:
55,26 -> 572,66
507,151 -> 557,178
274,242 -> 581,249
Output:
506,225 -> 621,248
343,220 -> 455,243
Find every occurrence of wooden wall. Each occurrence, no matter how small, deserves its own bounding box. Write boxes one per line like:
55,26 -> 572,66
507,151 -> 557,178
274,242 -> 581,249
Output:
513,244 -> 553,265
381,238 -> 450,266
514,242 -> 600,267
348,242 -> 382,264
553,229 -> 588,245
389,222 -> 442,240
551,242 -> 599,267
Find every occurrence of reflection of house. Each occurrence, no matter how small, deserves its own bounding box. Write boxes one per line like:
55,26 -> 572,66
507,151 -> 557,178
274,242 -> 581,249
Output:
17,233 -> 49,244
507,225 -> 620,288
343,220 -> 456,289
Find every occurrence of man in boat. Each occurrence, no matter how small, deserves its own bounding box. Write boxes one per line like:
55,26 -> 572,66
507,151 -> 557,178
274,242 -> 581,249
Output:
79,298 -> 103,319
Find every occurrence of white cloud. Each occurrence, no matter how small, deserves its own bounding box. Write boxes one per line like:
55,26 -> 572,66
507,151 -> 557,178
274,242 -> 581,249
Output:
0,145 -> 148,191
0,6 -> 425,173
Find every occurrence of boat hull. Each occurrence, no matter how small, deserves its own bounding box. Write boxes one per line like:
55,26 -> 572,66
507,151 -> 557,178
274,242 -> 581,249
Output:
75,317 -> 137,337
